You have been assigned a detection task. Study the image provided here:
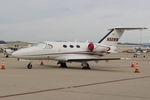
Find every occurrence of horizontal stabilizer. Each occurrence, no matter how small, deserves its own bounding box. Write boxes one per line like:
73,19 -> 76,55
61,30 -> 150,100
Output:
109,27 -> 148,30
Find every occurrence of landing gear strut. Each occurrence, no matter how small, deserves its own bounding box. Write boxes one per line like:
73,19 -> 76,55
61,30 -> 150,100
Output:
81,62 -> 91,69
27,62 -> 32,69
57,61 -> 67,68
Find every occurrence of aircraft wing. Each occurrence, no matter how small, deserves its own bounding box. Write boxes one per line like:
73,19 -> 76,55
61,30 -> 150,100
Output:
67,58 -> 127,62
55,54 -> 129,62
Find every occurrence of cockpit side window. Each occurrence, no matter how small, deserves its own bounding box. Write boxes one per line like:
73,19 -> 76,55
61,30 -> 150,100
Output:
45,44 -> 53,49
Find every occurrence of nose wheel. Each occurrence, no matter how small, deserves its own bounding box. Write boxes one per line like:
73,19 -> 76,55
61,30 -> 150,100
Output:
27,62 -> 32,69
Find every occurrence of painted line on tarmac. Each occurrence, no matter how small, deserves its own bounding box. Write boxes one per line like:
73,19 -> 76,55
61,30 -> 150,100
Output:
0,75 -> 150,99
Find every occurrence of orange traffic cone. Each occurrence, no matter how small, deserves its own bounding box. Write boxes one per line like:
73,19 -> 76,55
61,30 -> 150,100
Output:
135,63 -> 140,73
135,67 -> 140,73
1,62 -> 5,70
40,61 -> 44,65
131,62 -> 135,68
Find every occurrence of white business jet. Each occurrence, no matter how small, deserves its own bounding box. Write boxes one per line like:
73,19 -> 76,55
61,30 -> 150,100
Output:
12,27 -> 147,69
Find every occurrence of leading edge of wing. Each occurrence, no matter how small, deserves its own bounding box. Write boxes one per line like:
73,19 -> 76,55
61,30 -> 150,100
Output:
67,58 -> 130,62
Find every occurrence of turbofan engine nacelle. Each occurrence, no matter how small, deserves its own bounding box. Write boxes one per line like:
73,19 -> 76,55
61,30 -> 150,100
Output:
88,42 -> 94,51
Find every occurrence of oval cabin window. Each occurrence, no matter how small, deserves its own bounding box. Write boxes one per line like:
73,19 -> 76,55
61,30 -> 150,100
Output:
70,45 -> 74,48
76,45 -> 80,48
63,45 -> 67,48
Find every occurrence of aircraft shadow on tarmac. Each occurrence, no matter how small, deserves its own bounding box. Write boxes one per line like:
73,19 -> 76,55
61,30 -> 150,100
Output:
8,61 -> 129,72
18,64 -> 128,73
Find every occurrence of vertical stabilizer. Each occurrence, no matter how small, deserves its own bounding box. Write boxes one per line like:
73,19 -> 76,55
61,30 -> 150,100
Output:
98,28 -> 147,46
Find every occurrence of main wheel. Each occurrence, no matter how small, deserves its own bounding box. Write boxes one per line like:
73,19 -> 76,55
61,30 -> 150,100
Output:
81,63 -> 91,69
57,61 -> 67,68
60,62 -> 67,68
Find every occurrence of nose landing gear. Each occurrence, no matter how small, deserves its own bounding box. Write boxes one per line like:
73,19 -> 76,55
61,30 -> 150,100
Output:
27,62 -> 32,69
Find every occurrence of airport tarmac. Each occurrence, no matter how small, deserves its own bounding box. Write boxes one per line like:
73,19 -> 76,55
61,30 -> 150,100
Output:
0,53 -> 150,100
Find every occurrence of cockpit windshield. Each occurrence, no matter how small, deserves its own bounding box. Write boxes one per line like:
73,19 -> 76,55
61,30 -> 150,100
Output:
34,42 -> 53,49
35,43 -> 46,48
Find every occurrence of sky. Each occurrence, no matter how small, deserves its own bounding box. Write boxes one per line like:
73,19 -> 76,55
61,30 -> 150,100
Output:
0,0 -> 150,43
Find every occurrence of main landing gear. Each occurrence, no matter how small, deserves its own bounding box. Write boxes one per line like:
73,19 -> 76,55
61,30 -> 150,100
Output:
26,61 -> 91,70
27,62 -> 32,69
57,61 -> 68,68
81,62 -> 91,69
57,61 -> 91,69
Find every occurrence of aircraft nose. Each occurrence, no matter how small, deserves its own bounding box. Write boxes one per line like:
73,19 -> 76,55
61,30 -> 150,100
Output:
12,47 -> 37,58
12,50 -> 22,58
12,48 -> 28,58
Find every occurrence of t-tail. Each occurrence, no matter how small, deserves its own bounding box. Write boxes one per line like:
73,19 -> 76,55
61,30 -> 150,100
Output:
98,27 -> 147,46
